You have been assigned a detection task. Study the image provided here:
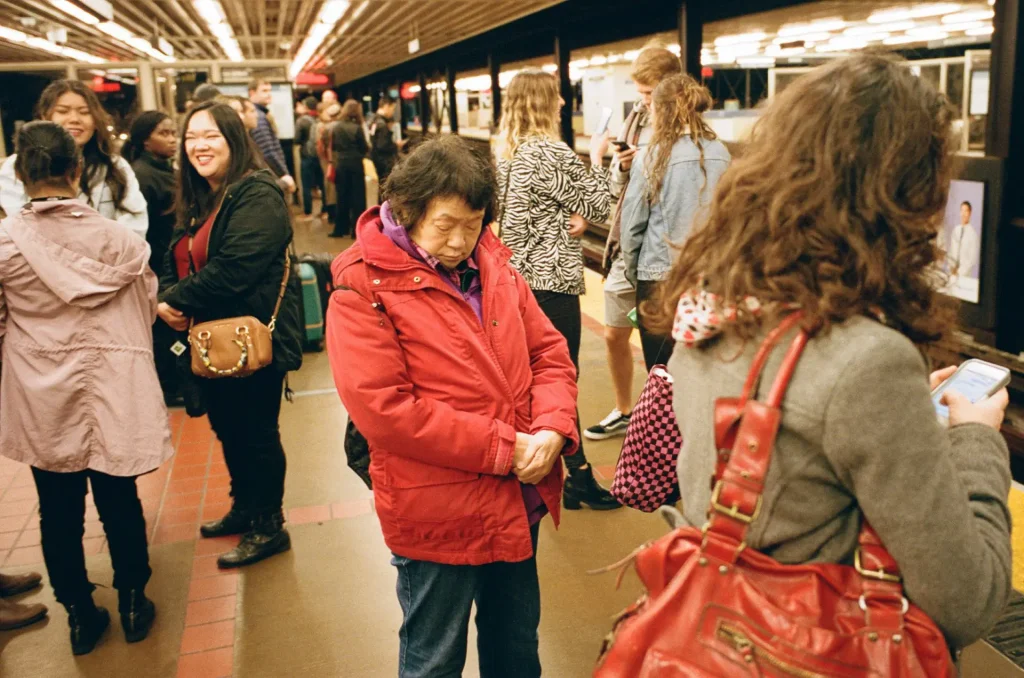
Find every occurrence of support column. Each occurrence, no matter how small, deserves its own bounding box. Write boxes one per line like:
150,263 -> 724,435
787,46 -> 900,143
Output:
488,52 -> 502,131
210,62 -> 222,84
138,61 -> 158,111
418,72 -> 430,132
678,1 -> 703,80
555,33 -> 574,149
446,66 -> 458,134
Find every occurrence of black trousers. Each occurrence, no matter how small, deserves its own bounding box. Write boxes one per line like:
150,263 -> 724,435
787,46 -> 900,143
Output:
32,467 -> 151,606
532,290 -> 587,471
636,280 -> 675,373
203,368 -> 287,515
152,320 -> 181,401
334,160 -> 366,237
301,155 -> 325,216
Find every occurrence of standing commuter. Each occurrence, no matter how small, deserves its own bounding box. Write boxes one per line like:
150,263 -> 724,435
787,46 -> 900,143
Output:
122,111 -> 183,405
157,102 -> 303,569
496,70 -> 620,511
0,79 -> 148,238
328,136 -> 579,678
248,78 -> 296,195
368,95 -> 406,186
330,99 -> 369,238
586,46 -> 682,441
621,73 -> 731,370
656,53 -> 1011,653
295,95 -> 326,220
318,102 -> 343,225
0,121 -> 172,655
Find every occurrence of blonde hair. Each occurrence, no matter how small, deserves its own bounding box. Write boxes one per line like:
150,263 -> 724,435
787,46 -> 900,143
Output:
631,46 -> 682,87
644,74 -> 716,203
496,70 -> 561,161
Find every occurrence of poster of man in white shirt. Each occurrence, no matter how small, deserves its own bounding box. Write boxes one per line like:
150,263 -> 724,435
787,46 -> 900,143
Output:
941,179 -> 985,303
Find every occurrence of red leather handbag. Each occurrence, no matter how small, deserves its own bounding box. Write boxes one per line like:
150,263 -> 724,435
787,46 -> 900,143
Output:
594,312 -> 956,678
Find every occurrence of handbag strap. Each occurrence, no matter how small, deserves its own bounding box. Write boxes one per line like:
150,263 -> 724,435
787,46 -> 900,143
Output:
701,315 -> 909,620
267,248 -> 291,333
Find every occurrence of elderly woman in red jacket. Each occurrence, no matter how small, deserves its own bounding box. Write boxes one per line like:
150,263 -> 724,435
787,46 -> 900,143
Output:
327,135 -> 579,678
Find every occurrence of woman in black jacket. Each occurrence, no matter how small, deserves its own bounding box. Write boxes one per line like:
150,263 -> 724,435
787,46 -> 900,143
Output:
157,101 -> 303,569
330,99 -> 369,238
123,111 -> 181,405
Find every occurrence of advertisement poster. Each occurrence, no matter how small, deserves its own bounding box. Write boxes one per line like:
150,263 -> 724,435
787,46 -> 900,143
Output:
940,179 -> 985,303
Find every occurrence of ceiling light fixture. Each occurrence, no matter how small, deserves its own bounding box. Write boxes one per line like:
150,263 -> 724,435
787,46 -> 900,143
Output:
966,25 -> 995,35
941,10 -> 995,23
714,31 -> 767,47
290,0 -> 351,79
777,19 -> 845,37
0,24 -> 105,63
773,32 -> 830,44
845,21 -> 915,36
96,21 -> 174,62
48,0 -> 101,25
882,34 -> 923,45
191,0 -> 242,62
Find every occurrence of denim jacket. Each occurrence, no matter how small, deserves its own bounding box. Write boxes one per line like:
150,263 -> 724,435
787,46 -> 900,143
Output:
621,137 -> 731,284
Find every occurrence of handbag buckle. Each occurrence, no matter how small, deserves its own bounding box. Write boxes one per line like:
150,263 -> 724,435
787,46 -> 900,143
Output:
709,480 -> 761,524
854,548 -> 902,583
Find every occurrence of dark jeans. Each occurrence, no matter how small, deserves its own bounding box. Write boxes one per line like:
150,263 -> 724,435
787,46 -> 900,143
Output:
533,290 -> 586,471
393,523 -> 541,678
300,155 -> 325,216
203,368 -> 287,515
636,280 -> 675,373
334,160 -> 366,237
32,467 -> 151,606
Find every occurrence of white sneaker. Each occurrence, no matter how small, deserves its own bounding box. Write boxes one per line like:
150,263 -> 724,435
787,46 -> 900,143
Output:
584,409 -> 631,440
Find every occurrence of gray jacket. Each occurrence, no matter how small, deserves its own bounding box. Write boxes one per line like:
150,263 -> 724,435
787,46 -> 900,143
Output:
621,137 -> 730,284
668,315 -> 1012,650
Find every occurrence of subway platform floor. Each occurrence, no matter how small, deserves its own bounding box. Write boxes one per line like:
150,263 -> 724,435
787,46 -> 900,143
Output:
1,213 -> 1023,677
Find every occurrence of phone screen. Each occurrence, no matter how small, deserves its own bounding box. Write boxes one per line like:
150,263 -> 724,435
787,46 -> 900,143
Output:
933,363 -> 1008,419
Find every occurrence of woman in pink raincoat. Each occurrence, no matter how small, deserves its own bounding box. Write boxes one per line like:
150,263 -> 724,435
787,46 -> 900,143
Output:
0,121 -> 172,656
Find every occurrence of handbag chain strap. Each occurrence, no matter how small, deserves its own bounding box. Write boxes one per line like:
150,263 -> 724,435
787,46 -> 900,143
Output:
702,312 -> 907,612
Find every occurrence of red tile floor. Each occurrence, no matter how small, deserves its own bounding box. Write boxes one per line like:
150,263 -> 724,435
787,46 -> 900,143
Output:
0,411 -> 374,678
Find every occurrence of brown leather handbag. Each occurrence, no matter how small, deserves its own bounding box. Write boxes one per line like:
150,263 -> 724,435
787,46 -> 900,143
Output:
188,250 -> 291,379
594,312 -> 956,678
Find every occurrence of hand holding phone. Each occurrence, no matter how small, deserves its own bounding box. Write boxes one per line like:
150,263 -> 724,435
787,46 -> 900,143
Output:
931,359 -> 1011,428
610,140 -> 631,152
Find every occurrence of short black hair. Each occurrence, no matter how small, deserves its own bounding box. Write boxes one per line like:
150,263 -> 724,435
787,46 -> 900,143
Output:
961,200 -> 972,211
384,135 -> 497,229
193,83 -> 221,103
302,96 -> 318,110
15,120 -> 80,187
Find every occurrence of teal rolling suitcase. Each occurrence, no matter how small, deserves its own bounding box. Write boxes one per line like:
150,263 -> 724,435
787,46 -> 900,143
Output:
299,262 -> 325,351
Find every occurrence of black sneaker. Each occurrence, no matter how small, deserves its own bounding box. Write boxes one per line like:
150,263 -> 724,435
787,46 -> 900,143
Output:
584,409 -> 631,441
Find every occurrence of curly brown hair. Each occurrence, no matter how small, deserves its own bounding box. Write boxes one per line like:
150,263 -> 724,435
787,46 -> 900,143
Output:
645,73 -> 717,204
646,53 -> 958,346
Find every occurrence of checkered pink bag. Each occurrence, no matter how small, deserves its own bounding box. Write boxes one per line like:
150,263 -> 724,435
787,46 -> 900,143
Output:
611,365 -> 683,512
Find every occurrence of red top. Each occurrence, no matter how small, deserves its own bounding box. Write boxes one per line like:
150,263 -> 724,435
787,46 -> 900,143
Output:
327,208 -> 580,566
173,212 -> 216,279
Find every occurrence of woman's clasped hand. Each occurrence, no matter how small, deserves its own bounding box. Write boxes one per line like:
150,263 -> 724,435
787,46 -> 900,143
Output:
513,431 -> 567,485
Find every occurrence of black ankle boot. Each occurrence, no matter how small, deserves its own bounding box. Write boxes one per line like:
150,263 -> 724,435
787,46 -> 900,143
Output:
199,505 -> 250,538
66,598 -> 110,656
563,466 -> 622,511
118,588 -> 156,643
216,511 -> 291,569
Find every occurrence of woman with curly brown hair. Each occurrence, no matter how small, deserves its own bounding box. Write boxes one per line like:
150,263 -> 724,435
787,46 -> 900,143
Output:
655,53 -> 1011,652
621,73 -> 730,370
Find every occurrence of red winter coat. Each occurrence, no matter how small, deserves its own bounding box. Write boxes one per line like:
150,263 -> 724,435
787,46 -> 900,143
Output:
327,209 -> 579,565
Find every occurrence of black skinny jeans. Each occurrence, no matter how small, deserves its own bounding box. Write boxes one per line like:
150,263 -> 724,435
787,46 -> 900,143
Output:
203,368 -> 287,516
532,290 -> 587,472
33,468 -> 151,606
334,159 -> 366,237
301,155 -> 325,216
636,280 -> 675,373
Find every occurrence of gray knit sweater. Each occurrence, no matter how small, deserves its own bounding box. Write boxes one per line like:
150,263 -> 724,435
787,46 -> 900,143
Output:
668,315 -> 1012,650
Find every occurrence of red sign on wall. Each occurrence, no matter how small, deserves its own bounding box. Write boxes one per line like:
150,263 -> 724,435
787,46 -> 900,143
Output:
89,76 -> 121,93
295,72 -> 330,86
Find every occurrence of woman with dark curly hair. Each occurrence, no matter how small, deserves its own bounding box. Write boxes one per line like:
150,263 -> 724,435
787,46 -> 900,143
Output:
654,53 -> 1011,653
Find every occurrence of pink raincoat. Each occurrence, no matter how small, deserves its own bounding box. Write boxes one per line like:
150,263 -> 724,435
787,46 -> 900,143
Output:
0,199 -> 173,476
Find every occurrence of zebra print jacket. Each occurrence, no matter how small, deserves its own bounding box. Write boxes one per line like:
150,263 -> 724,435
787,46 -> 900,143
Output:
497,138 -> 611,296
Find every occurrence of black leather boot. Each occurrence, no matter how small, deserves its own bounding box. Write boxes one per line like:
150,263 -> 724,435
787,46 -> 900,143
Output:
216,511 -> 291,569
563,466 -> 622,511
118,588 -> 156,643
65,598 -> 110,656
199,505 -> 250,538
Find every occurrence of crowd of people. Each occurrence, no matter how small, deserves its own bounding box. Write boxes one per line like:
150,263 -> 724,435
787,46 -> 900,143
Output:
0,44 -> 1014,678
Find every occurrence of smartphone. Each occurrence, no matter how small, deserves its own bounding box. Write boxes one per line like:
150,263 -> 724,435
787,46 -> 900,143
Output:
596,107 -> 613,136
610,140 -> 631,152
931,359 -> 1011,426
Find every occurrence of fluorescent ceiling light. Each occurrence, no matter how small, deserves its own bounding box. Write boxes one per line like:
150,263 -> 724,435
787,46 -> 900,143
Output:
773,32 -> 830,44
942,10 -> 995,23
910,3 -> 963,17
845,21 -> 915,36
96,21 -> 133,42
668,44 -> 681,56
589,55 -> 608,66
0,26 -> 27,42
714,32 -> 766,47
942,20 -> 985,31
541,63 -> 557,73
907,26 -> 950,38
816,37 -> 868,52
209,22 -> 234,41
318,0 -> 350,24
883,34 -> 924,44
193,0 -> 227,26
716,43 -> 760,58
966,25 -> 994,35
352,0 -> 370,19
737,56 -> 776,67
49,0 -> 101,25
309,22 -> 333,44
97,21 -> 173,62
